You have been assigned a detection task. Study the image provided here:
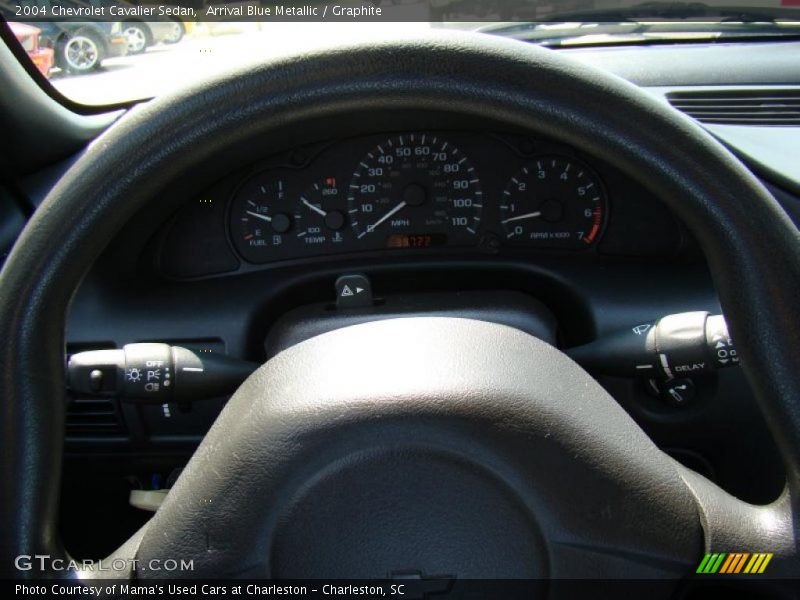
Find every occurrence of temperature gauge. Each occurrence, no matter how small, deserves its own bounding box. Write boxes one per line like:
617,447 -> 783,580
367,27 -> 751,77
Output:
230,174 -> 352,263
296,178 -> 348,249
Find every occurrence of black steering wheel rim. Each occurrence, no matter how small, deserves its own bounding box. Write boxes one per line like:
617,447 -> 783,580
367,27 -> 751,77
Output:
1,31 -> 799,579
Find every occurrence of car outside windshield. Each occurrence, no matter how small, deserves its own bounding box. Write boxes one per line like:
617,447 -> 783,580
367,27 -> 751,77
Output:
2,0 -> 799,106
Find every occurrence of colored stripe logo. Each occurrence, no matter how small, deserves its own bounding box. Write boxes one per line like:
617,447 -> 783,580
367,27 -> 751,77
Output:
696,552 -> 773,574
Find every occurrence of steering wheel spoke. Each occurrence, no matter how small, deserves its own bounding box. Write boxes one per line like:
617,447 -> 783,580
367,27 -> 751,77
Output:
677,466 -> 797,576
123,318 -> 703,578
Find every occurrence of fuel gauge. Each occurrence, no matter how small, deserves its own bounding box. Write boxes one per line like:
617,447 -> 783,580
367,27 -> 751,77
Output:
230,175 -> 351,263
231,177 -> 298,263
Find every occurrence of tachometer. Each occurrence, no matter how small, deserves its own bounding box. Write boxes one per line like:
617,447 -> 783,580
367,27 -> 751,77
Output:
347,133 -> 483,248
501,156 -> 606,249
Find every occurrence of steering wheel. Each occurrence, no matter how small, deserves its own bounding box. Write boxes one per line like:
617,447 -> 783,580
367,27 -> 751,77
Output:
2,32 -> 799,585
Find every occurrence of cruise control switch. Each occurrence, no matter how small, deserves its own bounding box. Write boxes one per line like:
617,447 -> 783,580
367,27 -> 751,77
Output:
567,312 -> 738,378
68,343 -> 258,403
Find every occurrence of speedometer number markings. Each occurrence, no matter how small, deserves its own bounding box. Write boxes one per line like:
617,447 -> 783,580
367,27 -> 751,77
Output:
347,133 -> 483,248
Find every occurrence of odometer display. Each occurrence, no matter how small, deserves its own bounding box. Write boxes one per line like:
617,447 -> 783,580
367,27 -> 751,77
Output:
347,133 -> 483,247
501,156 -> 606,249
386,233 -> 448,249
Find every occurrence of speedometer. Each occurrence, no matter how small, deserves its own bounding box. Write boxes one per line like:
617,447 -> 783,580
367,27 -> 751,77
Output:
347,134 -> 483,248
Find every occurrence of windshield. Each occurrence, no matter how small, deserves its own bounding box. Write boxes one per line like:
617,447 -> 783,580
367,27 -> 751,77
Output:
2,0 -> 799,106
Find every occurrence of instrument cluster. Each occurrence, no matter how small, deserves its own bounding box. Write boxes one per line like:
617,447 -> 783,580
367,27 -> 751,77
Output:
228,132 -> 608,264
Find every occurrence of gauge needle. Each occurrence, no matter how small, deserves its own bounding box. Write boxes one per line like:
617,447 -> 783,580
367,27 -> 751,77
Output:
364,201 -> 407,234
246,211 -> 272,222
501,211 -> 542,224
302,197 -> 327,217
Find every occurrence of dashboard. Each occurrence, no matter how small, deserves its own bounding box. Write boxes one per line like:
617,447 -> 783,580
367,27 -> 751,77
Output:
2,25 -> 800,578
3,38 -> 798,559
230,132 -> 606,260
157,131 -> 685,279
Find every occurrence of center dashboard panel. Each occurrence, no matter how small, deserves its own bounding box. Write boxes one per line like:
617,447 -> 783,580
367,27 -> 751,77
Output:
157,131 -> 686,279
